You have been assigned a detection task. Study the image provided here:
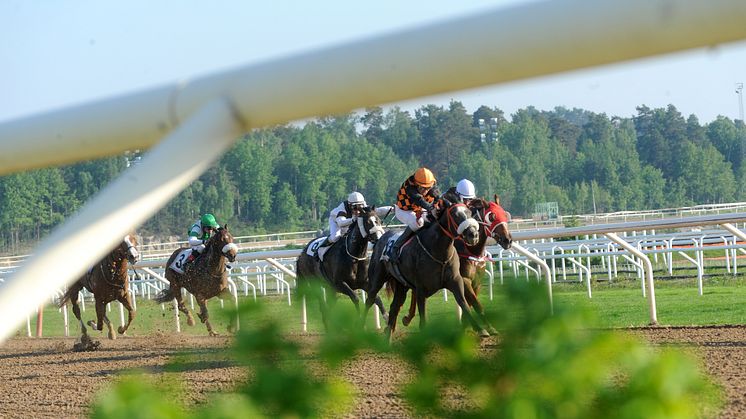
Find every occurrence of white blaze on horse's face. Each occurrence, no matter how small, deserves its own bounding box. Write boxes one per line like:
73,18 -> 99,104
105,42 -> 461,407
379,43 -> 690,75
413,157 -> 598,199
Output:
222,243 -> 239,262
124,234 -> 140,263
360,214 -> 384,242
454,206 -> 479,246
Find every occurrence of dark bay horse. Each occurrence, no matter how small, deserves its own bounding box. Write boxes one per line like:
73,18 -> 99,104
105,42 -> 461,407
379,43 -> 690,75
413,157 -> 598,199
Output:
59,234 -> 140,346
297,206 -> 387,329
364,200 -> 485,340
156,226 -> 238,336
402,196 -> 513,332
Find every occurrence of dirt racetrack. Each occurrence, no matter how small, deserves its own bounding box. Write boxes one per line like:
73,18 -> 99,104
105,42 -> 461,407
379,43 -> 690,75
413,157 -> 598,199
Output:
1,326 -> 745,418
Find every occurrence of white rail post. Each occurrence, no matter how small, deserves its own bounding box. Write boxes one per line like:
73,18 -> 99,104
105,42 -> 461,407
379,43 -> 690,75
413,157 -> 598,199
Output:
510,243 -> 553,314
605,232 -> 657,325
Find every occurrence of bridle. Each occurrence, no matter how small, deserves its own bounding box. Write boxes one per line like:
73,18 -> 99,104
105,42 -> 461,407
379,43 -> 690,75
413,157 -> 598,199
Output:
345,210 -> 383,261
436,203 -> 476,241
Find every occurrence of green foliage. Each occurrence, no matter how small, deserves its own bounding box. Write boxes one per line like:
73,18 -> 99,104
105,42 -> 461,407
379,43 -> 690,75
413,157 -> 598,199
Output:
89,281 -> 719,418
3,103 -> 746,252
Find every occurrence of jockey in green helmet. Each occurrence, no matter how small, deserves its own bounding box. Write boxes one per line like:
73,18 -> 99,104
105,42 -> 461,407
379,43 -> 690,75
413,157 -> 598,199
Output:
186,213 -> 220,263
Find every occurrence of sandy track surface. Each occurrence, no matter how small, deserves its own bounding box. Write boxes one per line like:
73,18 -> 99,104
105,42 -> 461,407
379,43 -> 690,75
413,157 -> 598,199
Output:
1,326 -> 745,418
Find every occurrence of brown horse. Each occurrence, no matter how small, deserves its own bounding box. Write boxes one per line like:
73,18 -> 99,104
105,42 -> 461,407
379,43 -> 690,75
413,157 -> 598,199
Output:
155,226 -> 238,336
59,234 -> 140,347
296,206 -> 387,330
364,200 -> 484,340
402,196 -> 512,332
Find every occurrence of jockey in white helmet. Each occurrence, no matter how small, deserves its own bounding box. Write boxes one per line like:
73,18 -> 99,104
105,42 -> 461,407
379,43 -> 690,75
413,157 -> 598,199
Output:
455,179 -> 476,203
315,192 -> 393,257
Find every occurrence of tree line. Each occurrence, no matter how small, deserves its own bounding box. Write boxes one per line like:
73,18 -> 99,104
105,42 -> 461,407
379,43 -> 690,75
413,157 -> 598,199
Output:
1,102 -> 744,253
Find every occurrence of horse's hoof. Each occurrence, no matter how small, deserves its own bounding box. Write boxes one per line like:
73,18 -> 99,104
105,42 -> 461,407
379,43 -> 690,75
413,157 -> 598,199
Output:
402,316 -> 412,327
487,326 -> 498,335
87,320 -> 97,329
187,317 -> 195,327
73,335 -> 101,352
478,329 -> 490,338
209,331 -> 219,337
117,326 -> 126,335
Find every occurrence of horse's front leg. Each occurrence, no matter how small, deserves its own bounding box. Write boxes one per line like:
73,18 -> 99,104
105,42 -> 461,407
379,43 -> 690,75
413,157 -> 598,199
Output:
116,293 -> 136,335
196,297 -> 217,336
448,278 -> 489,338
464,277 -> 496,334
336,281 -> 360,313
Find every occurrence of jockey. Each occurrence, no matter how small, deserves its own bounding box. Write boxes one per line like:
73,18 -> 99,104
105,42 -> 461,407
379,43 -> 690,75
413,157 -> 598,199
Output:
444,179 -> 477,204
315,192 -> 394,258
389,167 -> 441,264
186,213 -> 220,264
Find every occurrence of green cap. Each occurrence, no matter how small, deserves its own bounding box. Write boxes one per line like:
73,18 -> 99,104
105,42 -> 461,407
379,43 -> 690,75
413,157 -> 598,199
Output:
201,213 -> 218,228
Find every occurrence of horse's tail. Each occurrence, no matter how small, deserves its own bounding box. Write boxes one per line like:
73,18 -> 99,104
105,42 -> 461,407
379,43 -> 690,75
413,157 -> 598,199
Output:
58,287 -> 75,309
384,278 -> 394,298
154,287 -> 175,304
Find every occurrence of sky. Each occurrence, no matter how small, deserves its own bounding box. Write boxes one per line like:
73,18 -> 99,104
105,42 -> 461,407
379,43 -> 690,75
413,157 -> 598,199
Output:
2,0 -> 746,126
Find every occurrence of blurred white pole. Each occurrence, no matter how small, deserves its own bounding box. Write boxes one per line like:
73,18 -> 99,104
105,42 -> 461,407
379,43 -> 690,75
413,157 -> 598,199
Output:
0,99 -> 244,343
1,0 -> 745,175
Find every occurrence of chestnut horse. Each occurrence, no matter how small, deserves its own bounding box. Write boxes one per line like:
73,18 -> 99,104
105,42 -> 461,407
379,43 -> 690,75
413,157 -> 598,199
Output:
59,234 -> 140,345
156,226 -> 239,336
402,196 -> 512,333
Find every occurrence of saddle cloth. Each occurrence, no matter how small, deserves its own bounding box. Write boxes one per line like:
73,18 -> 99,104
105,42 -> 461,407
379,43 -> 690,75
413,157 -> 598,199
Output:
382,233 -> 417,289
305,237 -> 332,261
169,248 -> 193,274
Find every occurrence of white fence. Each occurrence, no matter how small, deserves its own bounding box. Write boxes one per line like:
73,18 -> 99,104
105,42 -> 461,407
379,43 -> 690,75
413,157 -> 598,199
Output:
1,0 -> 745,343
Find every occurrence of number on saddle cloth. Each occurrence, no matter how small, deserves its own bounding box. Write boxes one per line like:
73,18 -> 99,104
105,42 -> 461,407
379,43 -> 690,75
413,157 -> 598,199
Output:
306,237 -> 332,261
169,248 -> 193,274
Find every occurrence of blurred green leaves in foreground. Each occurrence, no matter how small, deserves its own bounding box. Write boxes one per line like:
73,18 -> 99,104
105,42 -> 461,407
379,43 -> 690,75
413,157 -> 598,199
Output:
91,281 -> 721,418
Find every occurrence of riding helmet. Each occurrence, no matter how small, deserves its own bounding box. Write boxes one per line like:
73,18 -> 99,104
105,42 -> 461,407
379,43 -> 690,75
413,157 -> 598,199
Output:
414,167 -> 436,188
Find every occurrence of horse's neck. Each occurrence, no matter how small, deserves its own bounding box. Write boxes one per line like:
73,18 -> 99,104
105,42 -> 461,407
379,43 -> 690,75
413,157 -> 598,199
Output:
104,252 -> 128,281
346,227 -> 367,256
205,243 -> 226,276
419,219 -> 455,259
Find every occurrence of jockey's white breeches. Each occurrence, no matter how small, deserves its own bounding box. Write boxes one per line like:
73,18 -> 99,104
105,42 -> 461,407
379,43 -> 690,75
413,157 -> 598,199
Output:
395,207 -> 425,231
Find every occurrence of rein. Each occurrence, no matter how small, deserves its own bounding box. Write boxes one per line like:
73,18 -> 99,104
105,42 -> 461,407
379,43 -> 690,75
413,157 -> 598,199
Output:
436,203 -> 468,241
415,234 -> 455,283
344,225 -> 368,261
99,256 -> 126,290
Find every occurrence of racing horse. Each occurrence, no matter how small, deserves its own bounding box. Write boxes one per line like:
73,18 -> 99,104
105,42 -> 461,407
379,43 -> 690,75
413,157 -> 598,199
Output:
364,199 -> 485,340
156,226 -> 239,336
402,196 -> 512,332
59,234 -> 140,346
296,206 -> 387,330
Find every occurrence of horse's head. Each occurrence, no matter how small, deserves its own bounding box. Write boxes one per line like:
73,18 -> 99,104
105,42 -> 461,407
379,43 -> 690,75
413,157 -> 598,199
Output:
471,196 -> 512,250
437,199 -> 479,246
356,206 -> 385,243
209,225 -> 239,263
116,233 -> 140,264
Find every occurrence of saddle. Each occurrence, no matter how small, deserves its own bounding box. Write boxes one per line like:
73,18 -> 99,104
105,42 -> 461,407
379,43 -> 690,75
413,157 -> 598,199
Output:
383,234 -> 417,289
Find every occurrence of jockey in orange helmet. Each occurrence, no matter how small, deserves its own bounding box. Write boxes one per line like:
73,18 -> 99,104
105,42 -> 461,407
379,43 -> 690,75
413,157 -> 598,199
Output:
389,167 -> 441,264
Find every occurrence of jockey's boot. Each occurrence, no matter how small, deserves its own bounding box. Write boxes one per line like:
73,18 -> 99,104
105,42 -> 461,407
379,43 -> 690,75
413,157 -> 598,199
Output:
389,227 -> 414,265
314,237 -> 331,259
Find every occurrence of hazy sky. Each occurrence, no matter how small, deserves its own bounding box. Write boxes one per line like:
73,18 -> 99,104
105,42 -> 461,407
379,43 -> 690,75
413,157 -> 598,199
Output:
2,0 -> 746,125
